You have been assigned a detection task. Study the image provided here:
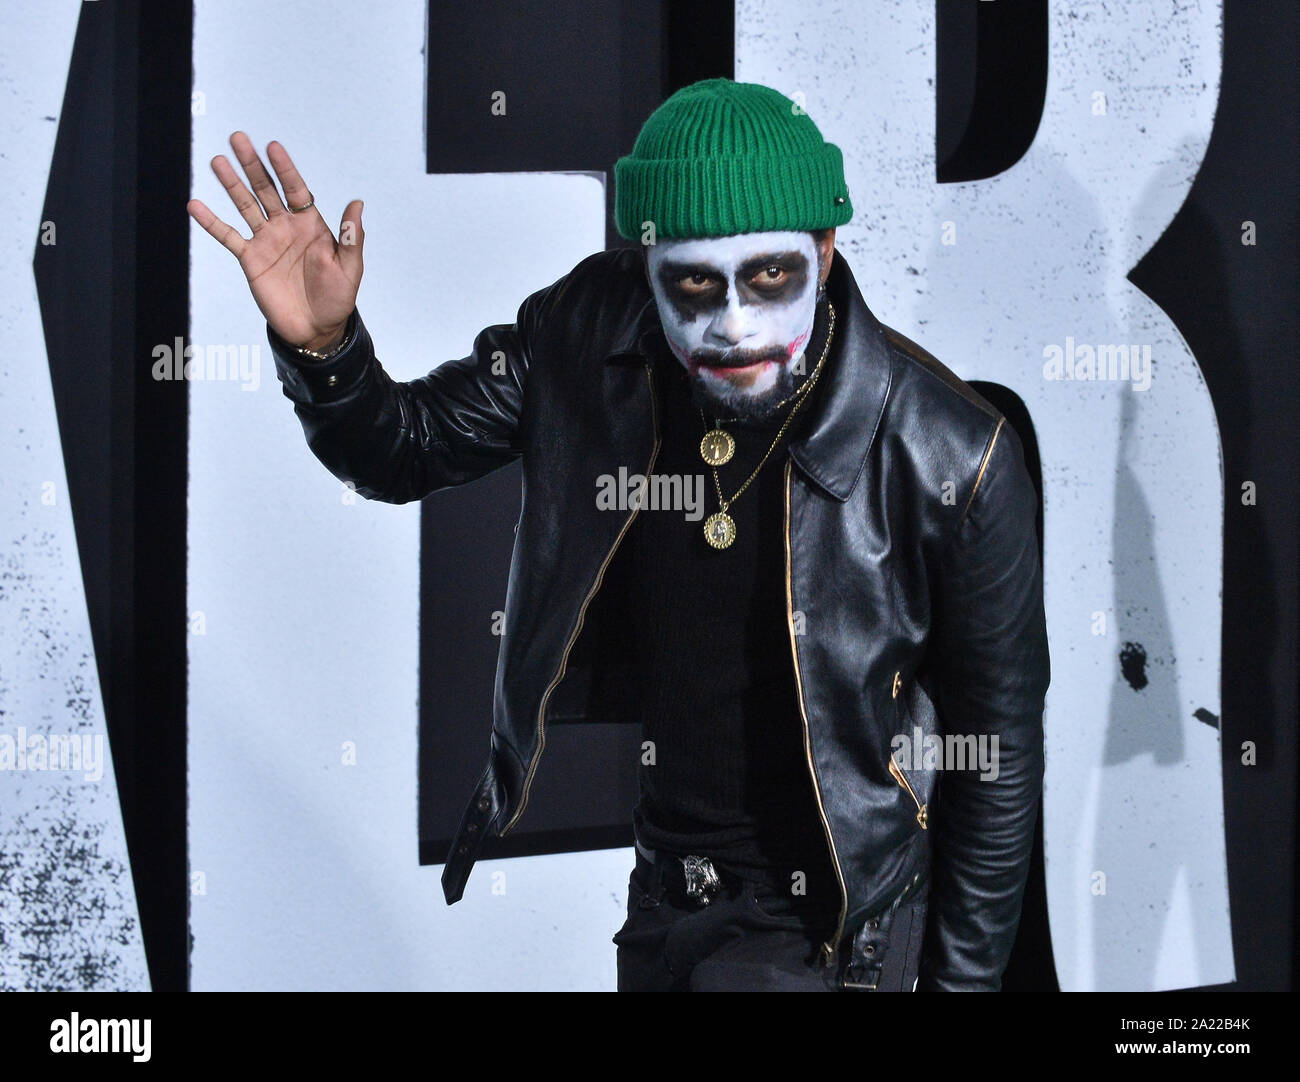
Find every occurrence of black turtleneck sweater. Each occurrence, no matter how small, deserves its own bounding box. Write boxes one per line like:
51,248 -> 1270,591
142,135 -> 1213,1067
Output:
599,296 -> 840,903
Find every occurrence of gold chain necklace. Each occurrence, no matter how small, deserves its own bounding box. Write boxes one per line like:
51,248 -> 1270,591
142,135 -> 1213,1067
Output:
698,300 -> 836,549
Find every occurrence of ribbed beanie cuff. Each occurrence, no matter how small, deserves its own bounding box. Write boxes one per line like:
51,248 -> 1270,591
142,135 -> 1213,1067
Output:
615,77 -> 853,240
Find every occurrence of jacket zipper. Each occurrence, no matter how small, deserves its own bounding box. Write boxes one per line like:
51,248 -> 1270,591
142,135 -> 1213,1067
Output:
500,359 -> 661,837
783,457 -> 848,967
889,755 -> 928,829
890,681 -> 930,829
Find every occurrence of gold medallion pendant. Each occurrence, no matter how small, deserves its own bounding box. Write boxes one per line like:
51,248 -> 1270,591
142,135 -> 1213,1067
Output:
700,428 -> 735,467
704,510 -> 737,549
695,298 -> 837,556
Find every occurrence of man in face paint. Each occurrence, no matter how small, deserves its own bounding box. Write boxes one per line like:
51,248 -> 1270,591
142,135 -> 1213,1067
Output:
207,70 -> 1046,995
644,228 -> 837,424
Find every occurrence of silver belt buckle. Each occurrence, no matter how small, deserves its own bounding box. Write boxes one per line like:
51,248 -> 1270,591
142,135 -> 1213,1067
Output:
681,854 -> 721,907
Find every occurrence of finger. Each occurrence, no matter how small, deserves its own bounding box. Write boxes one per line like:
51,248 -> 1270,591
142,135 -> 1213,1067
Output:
229,130 -> 288,218
186,196 -> 247,259
210,152 -> 268,234
337,199 -> 365,280
265,140 -> 317,216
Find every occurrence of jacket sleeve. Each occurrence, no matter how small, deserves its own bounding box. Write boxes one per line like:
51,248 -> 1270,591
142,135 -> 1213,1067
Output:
917,416 -> 1050,991
266,269 -> 570,504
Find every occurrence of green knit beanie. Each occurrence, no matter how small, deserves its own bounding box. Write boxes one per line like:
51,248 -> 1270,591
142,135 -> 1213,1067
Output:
614,77 -> 853,241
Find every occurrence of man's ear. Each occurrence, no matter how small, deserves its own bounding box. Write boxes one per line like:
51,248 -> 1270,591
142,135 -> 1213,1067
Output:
817,227 -> 836,286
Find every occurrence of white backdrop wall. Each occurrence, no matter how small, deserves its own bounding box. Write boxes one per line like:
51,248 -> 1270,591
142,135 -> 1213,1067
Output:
189,0 -> 1234,991
736,0 -> 1233,990
188,0 -> 626,991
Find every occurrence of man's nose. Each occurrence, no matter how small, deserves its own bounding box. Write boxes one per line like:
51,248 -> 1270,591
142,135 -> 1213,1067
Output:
703,290 -> 749,346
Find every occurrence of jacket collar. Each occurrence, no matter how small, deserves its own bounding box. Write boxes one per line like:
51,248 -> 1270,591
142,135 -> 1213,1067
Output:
607,294 -> 663,360
787,249 -> 893,501
605,248 -> 893,502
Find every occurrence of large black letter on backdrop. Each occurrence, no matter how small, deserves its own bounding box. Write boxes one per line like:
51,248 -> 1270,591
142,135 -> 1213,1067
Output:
417,1 -> 734,865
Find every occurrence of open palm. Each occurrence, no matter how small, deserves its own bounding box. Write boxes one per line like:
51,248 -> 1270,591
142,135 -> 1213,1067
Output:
187,131 -> 363,352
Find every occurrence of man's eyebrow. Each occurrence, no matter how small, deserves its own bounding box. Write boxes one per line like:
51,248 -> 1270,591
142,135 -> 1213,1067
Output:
657,250 -> 810,279
736,250 -> 809,276
657,258 -> 724,278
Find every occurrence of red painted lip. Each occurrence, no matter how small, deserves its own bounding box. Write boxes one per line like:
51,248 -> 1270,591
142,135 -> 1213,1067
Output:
696,358 -> 775,375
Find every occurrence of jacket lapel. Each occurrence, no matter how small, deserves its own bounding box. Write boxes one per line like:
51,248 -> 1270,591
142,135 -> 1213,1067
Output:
786,249 -> 894,502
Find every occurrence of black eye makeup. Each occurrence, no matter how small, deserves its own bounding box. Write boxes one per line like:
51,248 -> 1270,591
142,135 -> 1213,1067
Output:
657,250 -> 811,316
677,271 -> 722,295
735,251 -> 809,285
744,261 -> 798,295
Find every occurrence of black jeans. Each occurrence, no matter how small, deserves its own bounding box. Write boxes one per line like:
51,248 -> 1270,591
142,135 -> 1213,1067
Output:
612,848 -> 926,991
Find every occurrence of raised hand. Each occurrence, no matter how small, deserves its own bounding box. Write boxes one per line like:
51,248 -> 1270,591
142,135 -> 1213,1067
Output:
187,132 -> 364,352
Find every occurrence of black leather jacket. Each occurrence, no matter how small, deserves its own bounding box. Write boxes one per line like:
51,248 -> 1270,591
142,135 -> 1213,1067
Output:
267,246 -> 1050,991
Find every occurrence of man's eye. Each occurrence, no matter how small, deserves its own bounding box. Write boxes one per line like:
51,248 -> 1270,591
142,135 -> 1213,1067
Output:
678,273 -> 716,292
753,265 -> 787,287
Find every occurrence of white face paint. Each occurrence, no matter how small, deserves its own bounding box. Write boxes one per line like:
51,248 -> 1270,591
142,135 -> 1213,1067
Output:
646,230 -> 823,420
